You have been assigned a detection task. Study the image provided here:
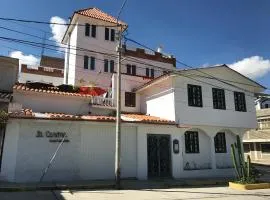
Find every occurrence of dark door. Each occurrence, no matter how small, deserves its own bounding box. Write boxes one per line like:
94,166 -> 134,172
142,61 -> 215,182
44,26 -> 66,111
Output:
147,134 -> 171,178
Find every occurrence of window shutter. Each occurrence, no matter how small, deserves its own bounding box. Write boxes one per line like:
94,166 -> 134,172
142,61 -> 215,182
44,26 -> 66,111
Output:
111,29 -> 115,41
105,28 -> 109,40
84,56 -> 88,69
104,59 -> 109,72
110,60 -> 115,73
91,25 -> 96,38
90,57 -> 95,70
146,68 -> 149,77
126,64 -> 131,74
85,23 -> 90,36
132,65 -> 136,76
151,69 -> 154,78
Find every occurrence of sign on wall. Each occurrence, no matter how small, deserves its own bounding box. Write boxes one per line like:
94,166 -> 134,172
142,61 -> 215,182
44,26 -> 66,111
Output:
36,131 -> 70,143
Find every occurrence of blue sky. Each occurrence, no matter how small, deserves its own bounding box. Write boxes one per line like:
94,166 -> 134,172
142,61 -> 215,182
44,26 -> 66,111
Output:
0,0 -> 269,93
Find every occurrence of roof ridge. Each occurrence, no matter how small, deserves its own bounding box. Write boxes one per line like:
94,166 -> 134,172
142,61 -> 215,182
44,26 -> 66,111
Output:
74,7 -> 94,13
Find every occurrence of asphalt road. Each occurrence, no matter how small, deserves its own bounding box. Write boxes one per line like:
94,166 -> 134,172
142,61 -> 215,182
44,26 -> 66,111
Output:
1,187 -> 270,200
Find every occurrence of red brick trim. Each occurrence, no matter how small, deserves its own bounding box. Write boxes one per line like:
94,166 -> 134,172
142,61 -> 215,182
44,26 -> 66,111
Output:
123,46 -> 176,67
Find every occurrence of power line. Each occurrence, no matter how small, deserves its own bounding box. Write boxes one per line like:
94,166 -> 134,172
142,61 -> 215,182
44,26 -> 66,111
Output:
0,17 -> 119,27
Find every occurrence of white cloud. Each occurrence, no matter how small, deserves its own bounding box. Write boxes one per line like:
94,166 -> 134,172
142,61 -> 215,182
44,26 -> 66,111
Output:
9,51 -> 39,66
49,16 -> 67,47
228,56 -> 270,79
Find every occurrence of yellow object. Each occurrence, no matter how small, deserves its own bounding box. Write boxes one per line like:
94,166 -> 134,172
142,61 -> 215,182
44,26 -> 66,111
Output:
229,182 -> 270,190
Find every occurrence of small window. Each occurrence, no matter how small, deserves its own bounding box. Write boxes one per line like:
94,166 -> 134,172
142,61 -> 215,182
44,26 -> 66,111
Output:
132,65 -> 136,76
261,143 -> 270,153
185,131 -> 199,153
126,64 -> 131,75
188,84 -> 203,107
105,27 -> 109,40
214,132 -> 227,153
111,29 -> 115,41
104,59 -> 109,72
212,88 -> 226,110
110,60 -> 114,73
146,68 -> 149,77
125,92 -> 136,107
243,143 -> 251,153
84,56 -> 89,69
151,69 -> 154,78
85,23 -> 90,36
234,92 -> 246,112
89,57 -> 95,70
91,25 -> 96,38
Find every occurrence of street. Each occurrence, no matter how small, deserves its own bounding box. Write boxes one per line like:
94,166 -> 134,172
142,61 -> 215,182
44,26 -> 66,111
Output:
1,187 -> 270,200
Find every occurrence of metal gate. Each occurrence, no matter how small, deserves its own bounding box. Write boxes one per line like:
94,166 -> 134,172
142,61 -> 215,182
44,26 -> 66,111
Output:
147,134 -> 171,178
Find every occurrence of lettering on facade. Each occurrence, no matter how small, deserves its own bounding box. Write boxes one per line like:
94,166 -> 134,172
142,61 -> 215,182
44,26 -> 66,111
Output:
35,131 -> 70,143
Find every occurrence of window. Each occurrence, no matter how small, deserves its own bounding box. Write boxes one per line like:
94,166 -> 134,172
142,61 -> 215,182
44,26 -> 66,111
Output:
212,88 -> 226,110
261,143 -> 270,154
125,92 -> 136,107
214,132 -> 227,153
146,68 -> 149,77
85,23 -> 90,36
104,59 -> 114,73
91,25 -> 96,38
265,104 -> 269,108
243,143 -> 251,153
188,84 -> 203,107
105,28 -> 115,41
185,131 -> 199,153
151,69 -> 154,78
85,24 -> 96,38
111,29 -> 115,41
105,28 -> 109,40
234,92 -> 246,112
84,56 -> 95,70
126,64 -> 136,75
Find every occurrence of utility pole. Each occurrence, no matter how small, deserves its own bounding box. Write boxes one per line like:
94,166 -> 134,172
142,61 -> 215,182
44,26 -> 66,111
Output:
115,24 -> 123,189
115,0 -> 128,190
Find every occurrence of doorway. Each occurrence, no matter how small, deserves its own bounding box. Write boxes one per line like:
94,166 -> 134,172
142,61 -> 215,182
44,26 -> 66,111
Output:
147,134 -> 171,178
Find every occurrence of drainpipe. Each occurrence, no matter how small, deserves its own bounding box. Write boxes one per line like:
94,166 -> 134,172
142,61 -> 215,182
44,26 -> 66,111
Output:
65,32 -> 71,85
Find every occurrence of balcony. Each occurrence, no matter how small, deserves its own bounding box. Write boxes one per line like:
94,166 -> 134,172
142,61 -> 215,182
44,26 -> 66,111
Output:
89,96 -> 115,108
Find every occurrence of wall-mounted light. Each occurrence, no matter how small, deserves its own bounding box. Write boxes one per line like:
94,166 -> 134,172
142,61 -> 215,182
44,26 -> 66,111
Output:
173,139 -> 179,154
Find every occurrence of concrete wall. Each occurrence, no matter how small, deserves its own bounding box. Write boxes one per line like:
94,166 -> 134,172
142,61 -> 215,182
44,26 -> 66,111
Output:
0,56 -> 19,92
19,73 -> 63,86
0,120 -> 137,182
13,91 -> 113,116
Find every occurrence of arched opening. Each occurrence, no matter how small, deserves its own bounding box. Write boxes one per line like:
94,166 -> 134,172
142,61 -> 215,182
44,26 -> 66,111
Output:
214,129 -> 237,169
183,128 -> 211,170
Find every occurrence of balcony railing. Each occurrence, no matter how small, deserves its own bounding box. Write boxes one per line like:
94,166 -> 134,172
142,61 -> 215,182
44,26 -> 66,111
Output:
89,96 -> 115,107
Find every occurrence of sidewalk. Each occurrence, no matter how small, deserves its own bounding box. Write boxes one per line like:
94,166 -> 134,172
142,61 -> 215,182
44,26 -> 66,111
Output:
0,177 -> 233,191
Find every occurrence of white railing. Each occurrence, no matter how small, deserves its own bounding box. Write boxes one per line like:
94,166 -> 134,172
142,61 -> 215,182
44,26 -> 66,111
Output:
90,96 -> 114,107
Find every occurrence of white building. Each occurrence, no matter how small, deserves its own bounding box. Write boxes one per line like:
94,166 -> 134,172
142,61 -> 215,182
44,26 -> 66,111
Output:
0,7 -> 266,183
19,55 -> 64,86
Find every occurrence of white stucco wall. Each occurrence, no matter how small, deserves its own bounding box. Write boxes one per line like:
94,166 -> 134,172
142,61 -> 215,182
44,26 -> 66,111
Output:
19,73 -> 63,86
0,120 -> 137,182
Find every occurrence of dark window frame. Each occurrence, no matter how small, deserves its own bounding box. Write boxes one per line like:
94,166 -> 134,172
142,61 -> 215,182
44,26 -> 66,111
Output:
214,132 -> 227,153
146,68 -> 149,77
151,68 -> 154,78
84,55 -> 89,69
90,56 -> 95,70
105,27 -> 110,40
85,23 -> 90,36
234,92 -> 247,112
111,29 -> 115,41
261,143 -> 270,154
185,131 -> 199,153
91,25 -> 96,38
110,60 -> 115,73
188,84 -> 203,107
212,88 -> 226,110
104,59 -> 109,72
243,143 -> 251,153
125,92 -> 136,107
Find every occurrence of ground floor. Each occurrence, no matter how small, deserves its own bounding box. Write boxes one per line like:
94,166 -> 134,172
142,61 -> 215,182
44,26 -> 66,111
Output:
1,187 -> 270,200
244,142 -> 270,161
0,119 -> 246,183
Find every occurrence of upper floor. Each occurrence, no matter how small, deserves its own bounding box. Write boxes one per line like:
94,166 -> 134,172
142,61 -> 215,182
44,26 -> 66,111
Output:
61,7 -> 176,88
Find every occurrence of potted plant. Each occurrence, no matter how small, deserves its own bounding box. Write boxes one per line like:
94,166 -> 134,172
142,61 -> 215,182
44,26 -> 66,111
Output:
0,110 -> 8,125
229,135 -> 270,190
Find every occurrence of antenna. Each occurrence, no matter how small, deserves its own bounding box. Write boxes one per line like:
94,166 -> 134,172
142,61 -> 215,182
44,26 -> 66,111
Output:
40,32 -> 46,58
